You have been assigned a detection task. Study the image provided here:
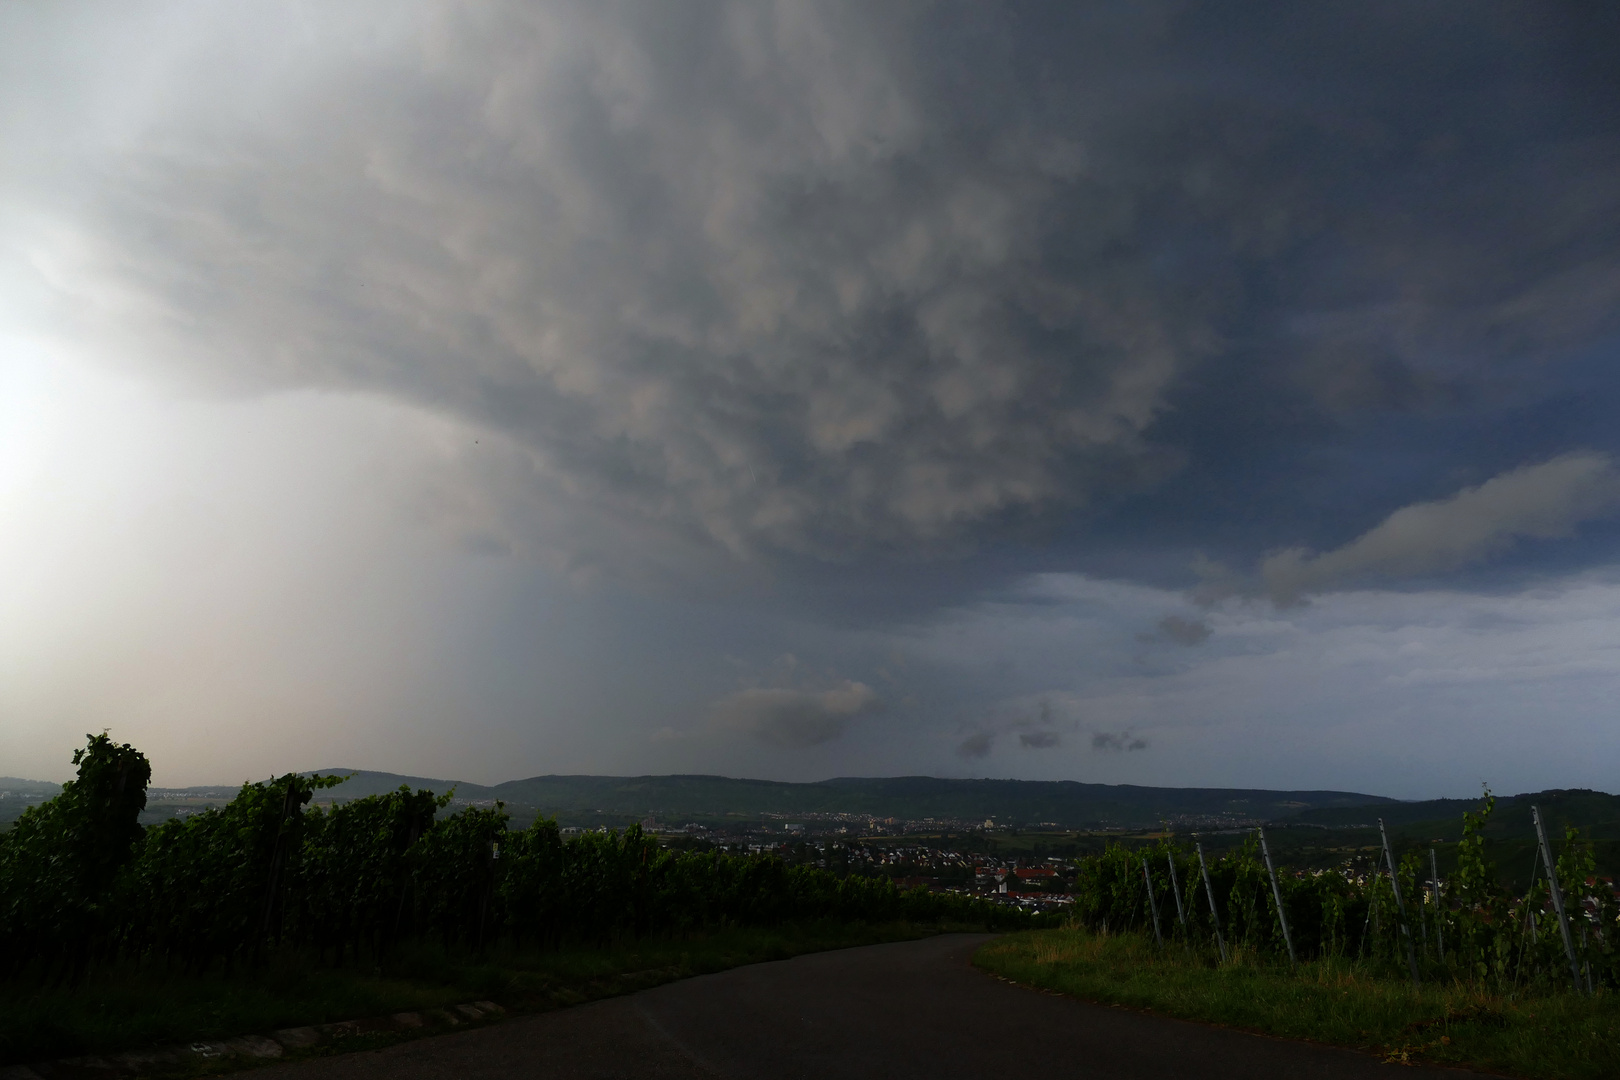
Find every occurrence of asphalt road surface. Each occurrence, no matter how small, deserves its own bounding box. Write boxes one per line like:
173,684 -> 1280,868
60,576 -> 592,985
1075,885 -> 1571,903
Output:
260,935 -> 1486,1079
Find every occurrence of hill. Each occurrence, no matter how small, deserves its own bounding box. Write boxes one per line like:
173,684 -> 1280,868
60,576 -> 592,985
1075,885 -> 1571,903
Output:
0,778 -> 63,825
0,778 -> 62,796
1266,787 -> 1620,889
299,770 -> 1396,829
13,766 -> 1619,872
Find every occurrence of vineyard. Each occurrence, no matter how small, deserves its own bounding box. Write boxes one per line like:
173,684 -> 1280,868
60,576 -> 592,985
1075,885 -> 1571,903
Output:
0,736 -> 1039,983
1067,797 -> 1619,994
977,806 -> 1620,1079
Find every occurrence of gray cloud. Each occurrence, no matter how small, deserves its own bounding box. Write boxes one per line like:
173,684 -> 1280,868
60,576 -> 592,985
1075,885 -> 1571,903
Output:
960,695 -> 1073,756
7,1 -> 1620,796
24,2 -> 1615,587
956,731 -> 994,759
1261,454 -> 1620,605
1092,731 -> 1148,753
1156,615 -> 1211,646
710,681 -> 880,748
49,2 -> 1207,574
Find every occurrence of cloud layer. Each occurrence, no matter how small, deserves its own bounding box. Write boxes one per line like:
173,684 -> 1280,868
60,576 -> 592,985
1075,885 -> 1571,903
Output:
5,2 -> 1620,793
1261,454 -> 1620,604
17,1 -> 1620,586
45,2 -> 1206,569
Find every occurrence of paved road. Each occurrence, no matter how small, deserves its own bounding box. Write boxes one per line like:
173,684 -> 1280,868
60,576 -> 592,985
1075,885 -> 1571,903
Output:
260,935 -> 1484,1079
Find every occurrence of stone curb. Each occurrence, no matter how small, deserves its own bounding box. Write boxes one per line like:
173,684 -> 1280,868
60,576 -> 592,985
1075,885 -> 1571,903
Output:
2,1002 -> 506,1080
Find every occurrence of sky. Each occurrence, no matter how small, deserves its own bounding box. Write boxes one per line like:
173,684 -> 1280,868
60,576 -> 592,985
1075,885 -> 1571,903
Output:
3,1 -> 1619,797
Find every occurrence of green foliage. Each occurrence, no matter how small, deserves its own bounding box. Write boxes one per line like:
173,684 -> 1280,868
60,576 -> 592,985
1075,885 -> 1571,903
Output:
976,928 -> 1620,1080
0,741 -> 1041,983
0,734 -> 151,976
1069,837 -> 1363,961
1060,787 -> 1618,996
125,772 -> 344,972
291,784 -> 448,961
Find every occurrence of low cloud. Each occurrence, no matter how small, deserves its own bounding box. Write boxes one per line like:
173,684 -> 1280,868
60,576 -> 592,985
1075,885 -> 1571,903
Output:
1156,615 -> 1212,646
711,681 -> 881,749
959,696 -> 1075,758
1261,454 -> 1620,605
956,732 -> 995,759
1092,731 -> 1148,752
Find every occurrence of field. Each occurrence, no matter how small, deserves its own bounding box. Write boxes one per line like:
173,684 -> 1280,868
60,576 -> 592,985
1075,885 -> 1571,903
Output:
976,928 -> 1620,1080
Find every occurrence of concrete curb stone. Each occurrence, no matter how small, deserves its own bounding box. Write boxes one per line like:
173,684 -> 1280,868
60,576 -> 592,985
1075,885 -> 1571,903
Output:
11,1002 -> 503,1079
269,1028 -> 320,1051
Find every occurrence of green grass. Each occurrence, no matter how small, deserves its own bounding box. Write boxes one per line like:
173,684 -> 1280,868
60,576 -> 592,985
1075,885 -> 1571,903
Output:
974,928 -> 1620,1080
1,920 -> 945,1067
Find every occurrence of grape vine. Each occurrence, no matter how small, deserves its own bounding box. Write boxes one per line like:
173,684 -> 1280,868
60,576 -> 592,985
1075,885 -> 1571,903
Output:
0,736 -> 1038,980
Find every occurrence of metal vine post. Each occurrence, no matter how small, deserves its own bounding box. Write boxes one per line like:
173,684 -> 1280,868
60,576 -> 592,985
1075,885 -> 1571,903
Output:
1257,835 -> 1296,965
1141,856 -> 1164,948
1428,847 -> 1444,963
1166,852 -> 1188,933
1377,818 -> 1420,987
1531,805 -> 1584,994
1256,827 -> 1296,966
1196,842 -> 1226,963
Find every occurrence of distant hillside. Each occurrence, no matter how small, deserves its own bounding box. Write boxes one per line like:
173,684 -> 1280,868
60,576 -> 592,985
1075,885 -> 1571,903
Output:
1286,789 -> 1620,838
302,770 -> 1397,829
0,778 -> 62,797
1236,788 -> 1620,890
1286,798 -> 1483,829
0,778 -> 63,825
292,770 -> 495,800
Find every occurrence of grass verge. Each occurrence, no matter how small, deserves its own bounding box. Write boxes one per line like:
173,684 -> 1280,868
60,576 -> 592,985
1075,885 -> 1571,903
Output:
973,928 -> 1620,1080
2,919 -> 950,1067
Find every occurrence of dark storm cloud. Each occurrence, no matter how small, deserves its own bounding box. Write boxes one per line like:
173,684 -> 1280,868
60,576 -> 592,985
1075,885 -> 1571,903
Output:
1018,731 -> 1060,750
46,1 -> 1620,592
